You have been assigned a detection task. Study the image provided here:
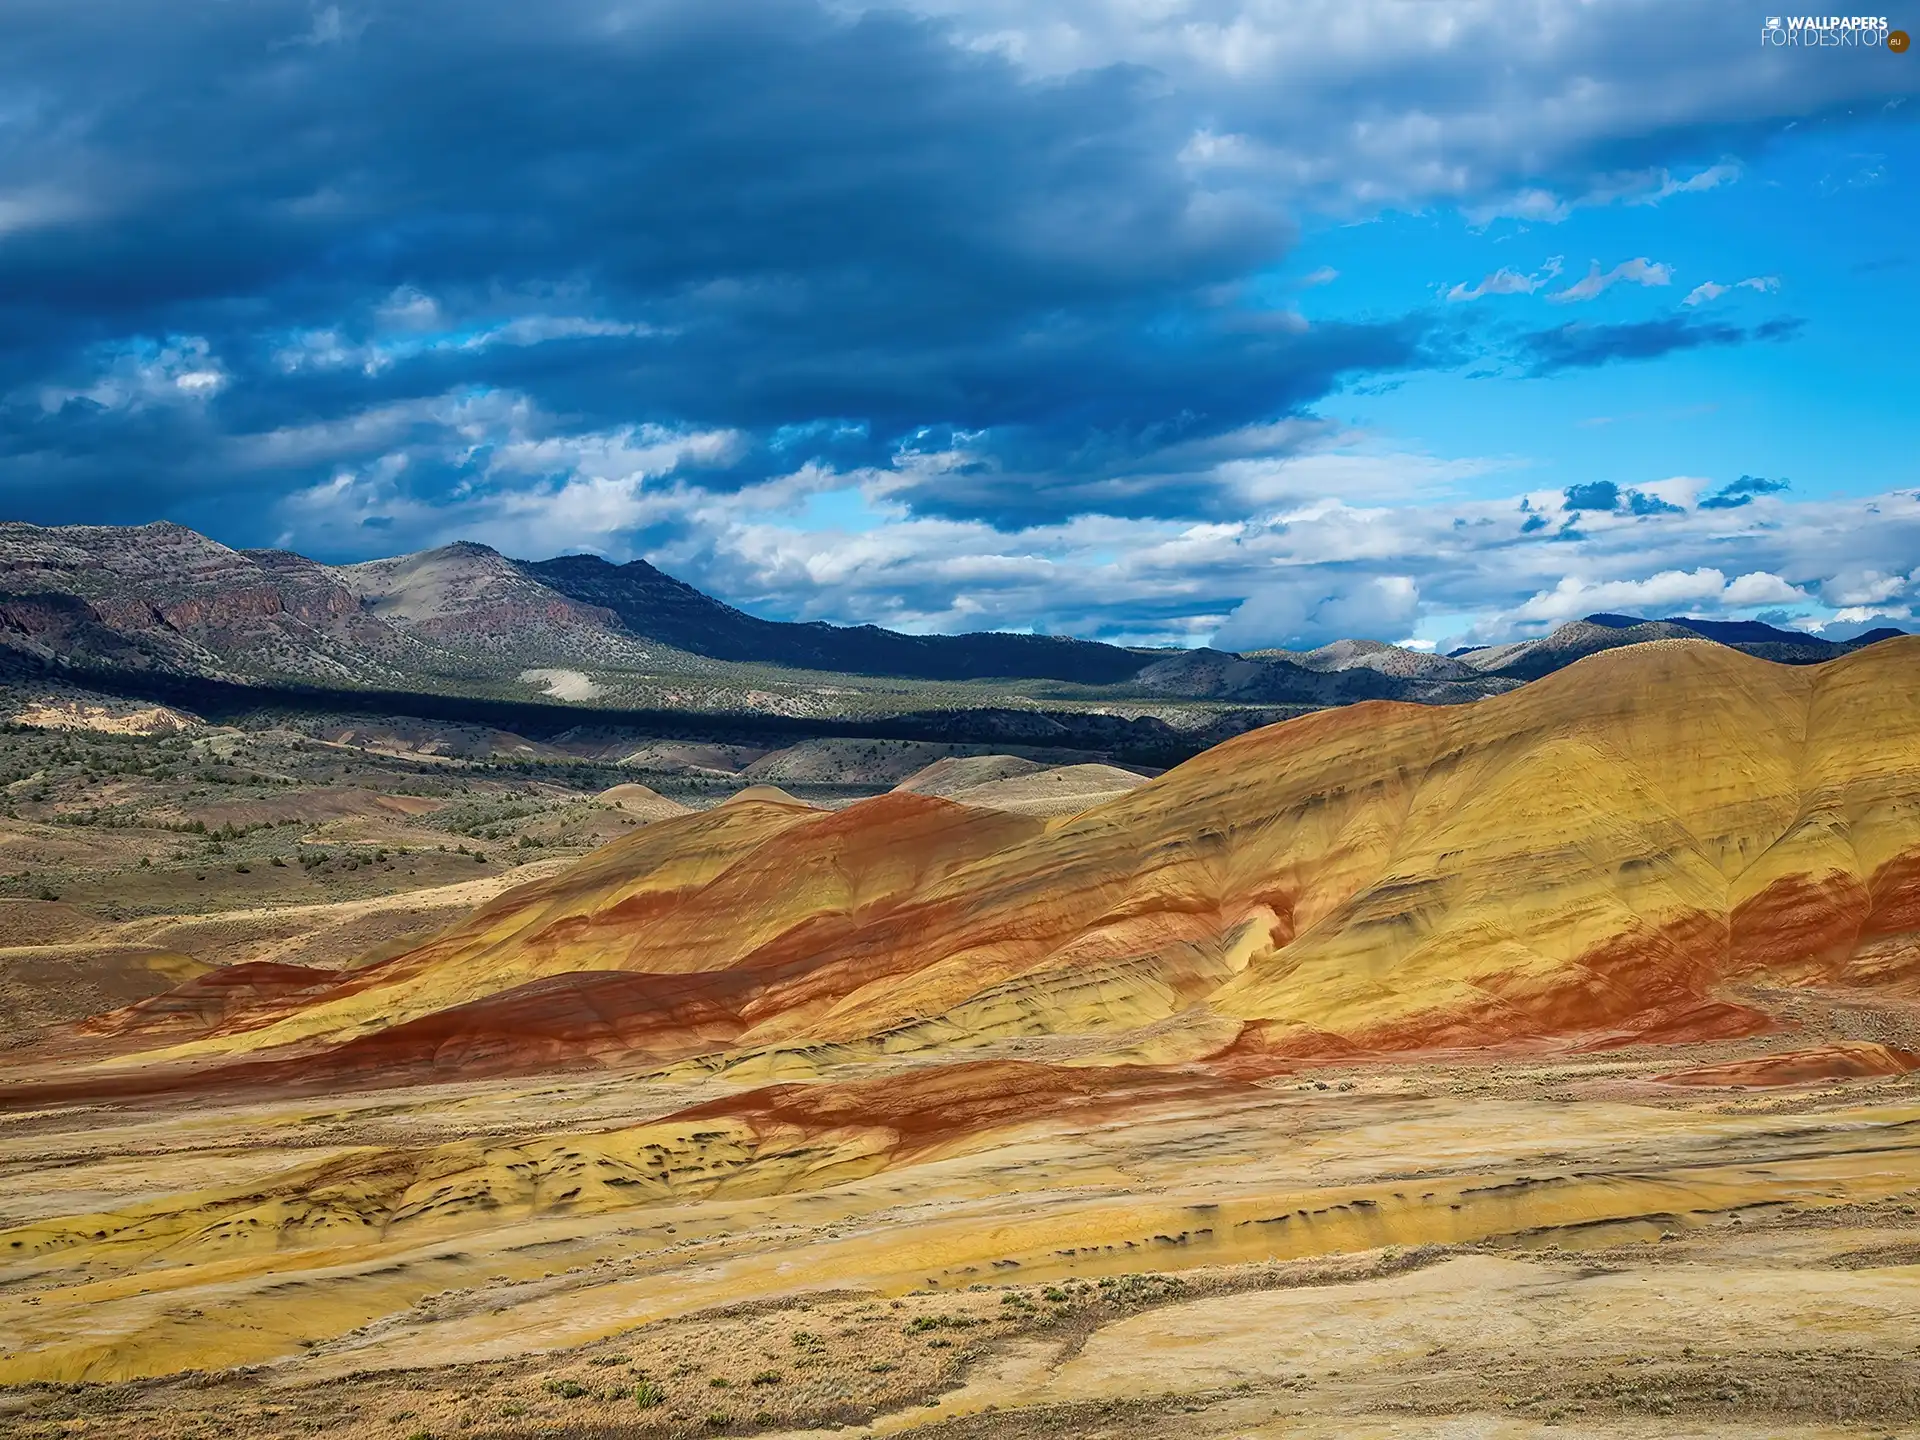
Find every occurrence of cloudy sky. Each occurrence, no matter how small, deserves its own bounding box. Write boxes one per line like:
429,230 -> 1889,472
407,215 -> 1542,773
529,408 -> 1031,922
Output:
2,1 -> 1916,650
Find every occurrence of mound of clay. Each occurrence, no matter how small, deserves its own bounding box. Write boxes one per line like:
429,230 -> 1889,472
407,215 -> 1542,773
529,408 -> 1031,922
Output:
893,754 -> 1047,795
11,699 -> 192,735
719,784 -> 815,808
945,762 -> 1148,817
78,961 -> 341,1039
742,739 -> 981,787
1656,1042 -> 1920,1088
593,783 -> 690,822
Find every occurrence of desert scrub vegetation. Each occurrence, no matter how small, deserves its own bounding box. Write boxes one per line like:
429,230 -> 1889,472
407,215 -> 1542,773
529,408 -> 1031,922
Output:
0,1269 -> 1300,1440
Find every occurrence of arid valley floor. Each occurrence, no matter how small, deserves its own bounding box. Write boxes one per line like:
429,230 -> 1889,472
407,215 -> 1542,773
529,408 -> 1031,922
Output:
3,639 -> 1920,1439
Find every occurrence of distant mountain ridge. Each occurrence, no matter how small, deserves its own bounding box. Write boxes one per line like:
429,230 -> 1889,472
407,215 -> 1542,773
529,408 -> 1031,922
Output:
0,522 -> 1150,690
0,522 -> 1903,711
519,551 -> 1148,683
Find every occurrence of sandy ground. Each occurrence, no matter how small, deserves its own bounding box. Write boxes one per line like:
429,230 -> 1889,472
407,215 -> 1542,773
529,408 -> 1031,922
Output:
2,1049 -> 1918,1437
518,668 -> 603,701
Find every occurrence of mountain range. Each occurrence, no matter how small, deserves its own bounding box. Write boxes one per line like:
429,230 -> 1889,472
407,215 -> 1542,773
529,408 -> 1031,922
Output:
0,522 -> 1901,715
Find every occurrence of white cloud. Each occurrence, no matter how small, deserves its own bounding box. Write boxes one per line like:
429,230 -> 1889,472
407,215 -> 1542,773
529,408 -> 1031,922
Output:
266,385 -> 1920,651
376,286 -> 442,330
1464,188 -> 1571,226
1625,162 -> 1741,204
1549,257 -> 1673,304
1723,571 -> 1808,606
1300,265 -> 1339,286
1212,443 -> 1514,511
1821,567 -> 1917,607
1635,476 -> 1708,508
1214,574 -> 1419,651
1445,257 -> 1563,302
1513,568 -> 1733,623
1683,274 -> 1780,305
35,335 -> 228,411
863,0 -> 1863,224
490,423 -> 745,486
272,311 -> 658,376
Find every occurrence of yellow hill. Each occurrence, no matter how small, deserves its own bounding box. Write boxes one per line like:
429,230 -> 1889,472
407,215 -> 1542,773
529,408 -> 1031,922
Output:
944,762 -> 1150,818
591,782 -> 690,822
36,637 -> 1920,1087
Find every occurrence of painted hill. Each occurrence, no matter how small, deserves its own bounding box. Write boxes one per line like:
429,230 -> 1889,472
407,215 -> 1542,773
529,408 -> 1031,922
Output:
936,762 -> 1151,818
892,754 -> 1050,795
22,635 -> 1919,1098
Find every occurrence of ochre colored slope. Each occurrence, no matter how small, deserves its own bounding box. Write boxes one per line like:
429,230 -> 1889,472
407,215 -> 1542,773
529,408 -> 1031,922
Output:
0,1061 -> 1229,1286
78,962 -> 342,1039
96,790 -> 1045,1071
1656,1041 -> 1920,1088
26,637 -> 1920,1092
943,762 -> 1149,817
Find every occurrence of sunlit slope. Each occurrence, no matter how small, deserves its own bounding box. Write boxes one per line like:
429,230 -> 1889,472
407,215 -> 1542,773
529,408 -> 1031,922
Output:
116,638 -> 1920,1075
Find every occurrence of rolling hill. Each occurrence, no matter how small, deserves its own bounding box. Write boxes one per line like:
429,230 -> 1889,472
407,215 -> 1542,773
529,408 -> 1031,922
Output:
21,634 -> 1918,1098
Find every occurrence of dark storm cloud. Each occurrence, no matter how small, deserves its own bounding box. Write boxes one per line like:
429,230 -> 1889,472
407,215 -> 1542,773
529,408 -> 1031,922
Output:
1518,315 -> 1805,376
1562,480 -> 1688,518
0,0 -> 1897,556
1627,490 -> 1684,516
0,0 -> 1439,530
1699,474 -> 1792,509
1562,481 -> 1620,511
1719,475 -> 1792,497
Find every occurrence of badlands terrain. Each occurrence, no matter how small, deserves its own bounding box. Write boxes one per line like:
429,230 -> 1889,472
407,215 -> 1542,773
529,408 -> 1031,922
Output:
1,636 -> 1919,1438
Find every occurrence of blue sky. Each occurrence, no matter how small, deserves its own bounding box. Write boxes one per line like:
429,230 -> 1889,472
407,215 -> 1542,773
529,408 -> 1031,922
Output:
1,1 -> 1916,650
